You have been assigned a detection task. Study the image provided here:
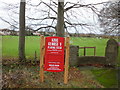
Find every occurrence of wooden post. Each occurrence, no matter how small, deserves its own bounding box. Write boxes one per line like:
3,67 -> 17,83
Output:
84,47 -> 86,56
40,35 -> 45,82
64,37 -> 70,84
94,47 -> 96,56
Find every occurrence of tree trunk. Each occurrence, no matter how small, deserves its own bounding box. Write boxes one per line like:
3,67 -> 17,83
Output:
19,0 -> 26,63
56,0 -> 64,37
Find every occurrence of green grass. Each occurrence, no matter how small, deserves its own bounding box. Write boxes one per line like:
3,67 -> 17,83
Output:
2,36 -> 119,88
117,39 -> 120,66
71,37 -> 108,56
117,47 -> 120,66
2,36 -> 109,59
25,36 -> 40,59
2,36 -> 19,57
91,69 -> 118,88
2,36 -> 40,59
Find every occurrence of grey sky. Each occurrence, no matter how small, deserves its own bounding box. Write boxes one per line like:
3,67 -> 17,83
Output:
0,0 -> 116,33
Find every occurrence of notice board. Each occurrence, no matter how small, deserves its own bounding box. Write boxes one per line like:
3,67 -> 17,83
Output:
44,36 -> 65,72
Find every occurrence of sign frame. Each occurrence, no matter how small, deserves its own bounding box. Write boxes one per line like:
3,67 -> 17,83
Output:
40,35 -> 70,84
44,36 -> 65,72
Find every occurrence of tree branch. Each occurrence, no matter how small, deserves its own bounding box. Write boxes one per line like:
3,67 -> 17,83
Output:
36,25 -> 55,31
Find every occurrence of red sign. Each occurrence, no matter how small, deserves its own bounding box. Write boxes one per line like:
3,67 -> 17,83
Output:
44,36 -> 65,72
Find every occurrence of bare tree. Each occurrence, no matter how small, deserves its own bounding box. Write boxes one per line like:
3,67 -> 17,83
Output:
56,0 -> 64,37
19,0 -> 26,63
0,0 -> 107,35
99,1 -> 120,35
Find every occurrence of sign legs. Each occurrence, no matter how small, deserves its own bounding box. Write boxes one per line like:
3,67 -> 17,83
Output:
40,35 -> 45,82
64,37 -> 70,84
40,36 -> 70,84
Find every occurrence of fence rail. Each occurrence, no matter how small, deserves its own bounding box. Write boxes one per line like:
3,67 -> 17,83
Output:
79,47 -> 96,56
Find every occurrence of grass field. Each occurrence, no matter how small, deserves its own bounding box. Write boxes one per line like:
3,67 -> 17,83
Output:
2,36 -> 109,59
2,36 -> 119,88
2,36 -> 40,59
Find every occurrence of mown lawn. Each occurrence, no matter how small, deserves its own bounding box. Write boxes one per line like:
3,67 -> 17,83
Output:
2,36 -> 109,59
2,36 -> 40,59
71,37 -> 108,56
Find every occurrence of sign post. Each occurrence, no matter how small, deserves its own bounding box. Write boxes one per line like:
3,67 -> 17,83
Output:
40,35 -> 45,82
40,36 -> 70,84
64,37 -> 70,84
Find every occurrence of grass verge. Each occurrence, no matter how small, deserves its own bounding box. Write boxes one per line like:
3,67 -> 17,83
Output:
91,68 -> 118,88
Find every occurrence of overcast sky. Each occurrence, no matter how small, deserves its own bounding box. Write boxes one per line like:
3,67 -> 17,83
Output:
0,0 -> 117,33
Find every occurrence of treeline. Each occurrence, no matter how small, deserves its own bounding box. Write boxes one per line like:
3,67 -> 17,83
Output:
0,29 -> 119,39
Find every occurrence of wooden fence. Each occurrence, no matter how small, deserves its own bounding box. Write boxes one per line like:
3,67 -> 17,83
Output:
79,47 -> 96,56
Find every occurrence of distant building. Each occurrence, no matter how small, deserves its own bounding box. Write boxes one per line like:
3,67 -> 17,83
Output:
0,29 -> 18,36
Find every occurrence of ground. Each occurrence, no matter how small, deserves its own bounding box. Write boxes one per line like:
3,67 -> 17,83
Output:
2,60 -> 118,88
2,65 -> 103,88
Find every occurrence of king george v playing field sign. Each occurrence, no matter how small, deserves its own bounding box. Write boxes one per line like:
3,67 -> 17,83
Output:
44,36 -> 65,72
